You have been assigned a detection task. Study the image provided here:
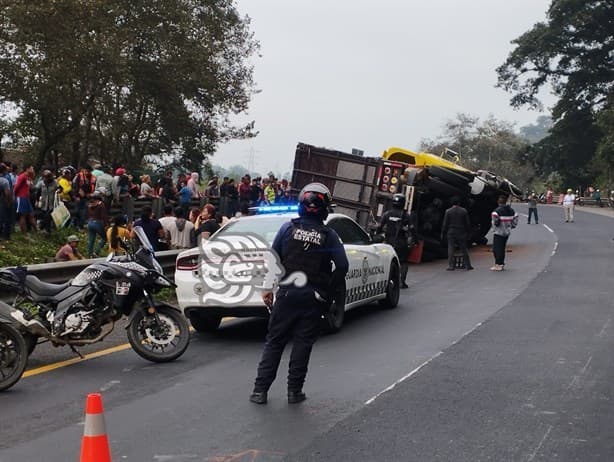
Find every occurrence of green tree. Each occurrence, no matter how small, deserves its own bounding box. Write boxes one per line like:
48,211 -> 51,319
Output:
519,115 -> 552,144
0,0 -> 259,170
591,100 -> 614,188
496,0 -> 614,186
419,113 -> 532,187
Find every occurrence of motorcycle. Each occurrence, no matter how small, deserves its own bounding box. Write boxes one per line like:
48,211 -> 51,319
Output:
0,227 -> 190,391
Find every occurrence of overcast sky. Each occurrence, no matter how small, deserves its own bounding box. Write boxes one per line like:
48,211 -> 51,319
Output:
213,0 -> 553,176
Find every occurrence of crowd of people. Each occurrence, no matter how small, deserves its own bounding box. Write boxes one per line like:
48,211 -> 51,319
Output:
0,161 -> 293,259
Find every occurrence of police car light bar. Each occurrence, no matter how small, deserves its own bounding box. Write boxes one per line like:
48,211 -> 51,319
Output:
252,205 -> 299,213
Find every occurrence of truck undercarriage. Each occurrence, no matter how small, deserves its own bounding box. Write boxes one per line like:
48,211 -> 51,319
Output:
291,143 -> 521,262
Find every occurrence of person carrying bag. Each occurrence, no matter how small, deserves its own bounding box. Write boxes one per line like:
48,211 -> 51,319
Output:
51,192 -> 71,229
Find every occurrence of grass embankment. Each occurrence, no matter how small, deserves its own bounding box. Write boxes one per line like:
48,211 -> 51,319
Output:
0,228 -> 93,267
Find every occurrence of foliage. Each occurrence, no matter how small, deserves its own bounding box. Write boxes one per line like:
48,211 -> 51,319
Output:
419,113 -> 534,188
591,100 -> 614,188
518,115 -> 552,144
212,164 -> 290,181
0,0 -> 260,171
0,228 -> 90,267
496,0 -> 614,187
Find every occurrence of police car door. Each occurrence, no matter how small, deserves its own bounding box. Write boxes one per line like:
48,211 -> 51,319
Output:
327,216 -> 386,307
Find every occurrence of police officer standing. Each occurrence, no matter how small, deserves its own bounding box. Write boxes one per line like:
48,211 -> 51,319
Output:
250,183 -> 349,405
377,193 -> 411,288
441,196 -> 473,271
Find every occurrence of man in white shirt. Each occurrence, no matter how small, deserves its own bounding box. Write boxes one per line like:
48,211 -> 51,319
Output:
158,205 -> 175,234
169,207 -> 195,249
562,188 -> 576,222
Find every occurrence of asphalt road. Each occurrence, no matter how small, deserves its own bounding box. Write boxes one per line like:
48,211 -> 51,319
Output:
0,204 -> 611,461
292,204 -> 614,461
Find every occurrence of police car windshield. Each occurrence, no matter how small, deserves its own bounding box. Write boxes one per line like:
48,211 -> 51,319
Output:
222,216 -> 291,244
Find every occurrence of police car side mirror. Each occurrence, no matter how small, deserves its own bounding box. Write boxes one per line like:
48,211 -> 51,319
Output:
372,234 -> 385,244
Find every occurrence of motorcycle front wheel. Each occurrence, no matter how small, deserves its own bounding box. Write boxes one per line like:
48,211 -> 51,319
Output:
127,306 -> 190,363
0,323 -> 28,391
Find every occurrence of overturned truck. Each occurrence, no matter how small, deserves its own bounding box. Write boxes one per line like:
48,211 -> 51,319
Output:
291,142 -> 521,262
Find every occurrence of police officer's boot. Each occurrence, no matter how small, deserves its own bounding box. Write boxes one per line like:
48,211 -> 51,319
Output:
287,390 -> 306,404
249,391 -> 267,404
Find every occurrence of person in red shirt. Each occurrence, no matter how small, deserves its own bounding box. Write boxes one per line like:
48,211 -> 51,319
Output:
14,165 -> 36,233
238,175 -> 251,214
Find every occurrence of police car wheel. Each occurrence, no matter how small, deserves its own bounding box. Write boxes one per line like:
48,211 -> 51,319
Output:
379,262 -> 400,309
189,313 -> 222,332
323,299 -> 345,334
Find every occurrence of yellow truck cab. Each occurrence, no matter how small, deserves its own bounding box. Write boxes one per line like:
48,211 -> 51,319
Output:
381,147 -> 472,172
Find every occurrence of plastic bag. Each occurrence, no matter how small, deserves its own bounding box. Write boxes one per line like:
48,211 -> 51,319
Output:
51,194 -> 71,228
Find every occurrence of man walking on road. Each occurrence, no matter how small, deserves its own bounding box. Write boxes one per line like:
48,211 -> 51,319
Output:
527,193 -> 539,224
491,195 -> 518,271
441,196 -> 473,271
563,188 -> 576,222
250,183 -> 349,405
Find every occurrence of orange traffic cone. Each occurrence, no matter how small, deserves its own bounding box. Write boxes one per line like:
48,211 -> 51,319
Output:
80,393 -> 112,462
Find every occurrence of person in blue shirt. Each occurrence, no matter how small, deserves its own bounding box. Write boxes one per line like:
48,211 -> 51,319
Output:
250,183 -> 349,405
178,181 -> 193,210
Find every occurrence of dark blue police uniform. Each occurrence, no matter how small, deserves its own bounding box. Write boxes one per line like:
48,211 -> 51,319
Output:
252,215 -> 349,399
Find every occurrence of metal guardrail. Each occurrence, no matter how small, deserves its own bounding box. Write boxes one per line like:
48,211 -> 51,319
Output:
0,249 -> 182,302
576,198 -> 612,208
67,197 -> 204,221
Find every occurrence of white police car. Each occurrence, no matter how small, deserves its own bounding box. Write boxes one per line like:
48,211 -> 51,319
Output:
174,205 -> 401,333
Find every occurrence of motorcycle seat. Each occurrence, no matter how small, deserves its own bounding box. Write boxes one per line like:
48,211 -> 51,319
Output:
25,275 -> 71,296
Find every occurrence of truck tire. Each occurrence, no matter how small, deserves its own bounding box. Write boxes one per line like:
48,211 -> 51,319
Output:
427,177 -> 469,197
428,166 -> 474,190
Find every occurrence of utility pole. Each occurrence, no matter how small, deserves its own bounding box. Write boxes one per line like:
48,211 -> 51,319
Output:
246,147 -> 259,174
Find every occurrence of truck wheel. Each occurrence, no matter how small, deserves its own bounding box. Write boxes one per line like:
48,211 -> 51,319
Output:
428,166 -> 474,189
189,313 -> 222,332
379,262 -> 400,309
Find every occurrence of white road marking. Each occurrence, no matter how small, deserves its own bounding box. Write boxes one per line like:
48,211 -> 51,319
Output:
567,375 -> 580,390
100,380 -> 120,392
551,241 -> 558,256
527,425 -> 553,461
598,318 -> 611,338
365,352 -> 442,405
544,225 -> 554,233
365,320 -> 487,405
580,355 -> 593,375
566,355 -> 593,390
